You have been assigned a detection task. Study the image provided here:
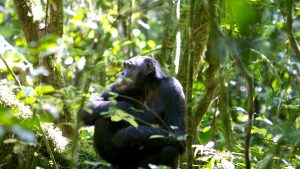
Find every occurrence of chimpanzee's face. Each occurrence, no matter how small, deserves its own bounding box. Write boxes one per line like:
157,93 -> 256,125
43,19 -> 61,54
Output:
115,56 -> 154,93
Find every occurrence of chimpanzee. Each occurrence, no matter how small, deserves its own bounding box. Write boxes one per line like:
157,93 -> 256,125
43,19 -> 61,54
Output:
79,56 -> 186,169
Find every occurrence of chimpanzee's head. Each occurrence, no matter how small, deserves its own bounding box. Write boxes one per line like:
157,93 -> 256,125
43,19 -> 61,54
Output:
114,56 -> 166,93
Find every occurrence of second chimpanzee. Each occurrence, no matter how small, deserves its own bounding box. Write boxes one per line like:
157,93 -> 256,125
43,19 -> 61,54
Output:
80,56 -> 186,169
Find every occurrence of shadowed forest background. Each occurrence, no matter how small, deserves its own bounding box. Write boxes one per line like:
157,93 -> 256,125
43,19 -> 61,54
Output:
0,0 -> 299,168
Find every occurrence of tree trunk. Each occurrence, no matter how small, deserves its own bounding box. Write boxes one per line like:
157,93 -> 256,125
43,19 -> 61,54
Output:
177,0 -> 212,167
13,0 -> 40,43
156,0 -> 176,70
193,0 -> 235,151
14,0 -> 73,137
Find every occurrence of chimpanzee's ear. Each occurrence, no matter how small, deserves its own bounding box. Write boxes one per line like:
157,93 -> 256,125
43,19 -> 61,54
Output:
143,58 -> 154,75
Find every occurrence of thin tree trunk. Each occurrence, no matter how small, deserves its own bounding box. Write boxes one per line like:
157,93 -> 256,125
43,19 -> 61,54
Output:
193,47 -> 219,132
156,0 -> 176,70
189,0 -> 211,141
185,0 -> 195,168
192,1 -> 210,78
218,76 -> 234,150
177,0 -> 195,168
42,0 -> 65,89
287,0 -> 300,60
229,43 -> 254,169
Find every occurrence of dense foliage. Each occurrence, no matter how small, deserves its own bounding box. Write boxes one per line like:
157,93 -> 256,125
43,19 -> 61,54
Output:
0,0 -> 299,168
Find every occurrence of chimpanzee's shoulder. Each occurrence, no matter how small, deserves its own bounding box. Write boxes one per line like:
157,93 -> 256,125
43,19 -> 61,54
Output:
159,77 -> 184,96
161,77 -> 183,88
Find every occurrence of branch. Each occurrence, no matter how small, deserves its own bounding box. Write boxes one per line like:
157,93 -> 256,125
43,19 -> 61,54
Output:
194,82 -> 218,129
229,40 -> 254,169
287,0 -> 300,60
0,54 -> 22,89
36,116 -> 59,169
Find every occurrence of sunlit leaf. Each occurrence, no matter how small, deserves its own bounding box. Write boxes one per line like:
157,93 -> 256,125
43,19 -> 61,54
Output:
202,126 -> 211,133
271,78 -> 279,90
22,97 -> 37,104
147,40 -> 156,49
7,74 -> 14,81
0,13 -> 4,24
256,114 -> 273,125
266,134 -> 273,140
111,114 -> 121,122
0,111 -> 14,125
237,114 -> 248,122
126,118 -> 138,128
121,41 -> 134,47
251,126 -> 267,136
106,108 -> 138,128
35,86 -> 55,95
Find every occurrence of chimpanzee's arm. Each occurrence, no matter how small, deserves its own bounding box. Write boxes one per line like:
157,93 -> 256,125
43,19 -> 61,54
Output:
160,77 -> 186,135
79,98 -> 158,126
79,100 -> 133,126
111,77 -> 186,152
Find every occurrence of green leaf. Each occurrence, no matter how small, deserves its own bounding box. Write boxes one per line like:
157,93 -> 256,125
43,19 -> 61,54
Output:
266,134 -> 273,140
202,126 -> 211,133
271,79 -> 279,90
147,40 -> 156,49
257,155 -> 273,169
237,114 -> 248,122
35,86 -> 55,95
22,97 -> 37,104
199,127 -> 213,146
106,108 -> 138,128
251,126 -> 267,136
121,41 -> 133,47
110,115 -> 122,122
125,116 -> 138,128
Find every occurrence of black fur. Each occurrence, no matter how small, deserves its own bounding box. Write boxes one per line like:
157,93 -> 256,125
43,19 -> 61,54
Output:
79,56 -> 186,169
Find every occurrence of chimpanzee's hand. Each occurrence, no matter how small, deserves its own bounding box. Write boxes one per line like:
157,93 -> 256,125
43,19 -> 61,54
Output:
90,92 -> 109,102
93,83 -> 119,101
99,91 -> 110,101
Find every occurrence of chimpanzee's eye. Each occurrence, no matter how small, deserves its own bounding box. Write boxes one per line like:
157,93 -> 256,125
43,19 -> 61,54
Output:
128,64 -> 134,69
124,61 -> 133,69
